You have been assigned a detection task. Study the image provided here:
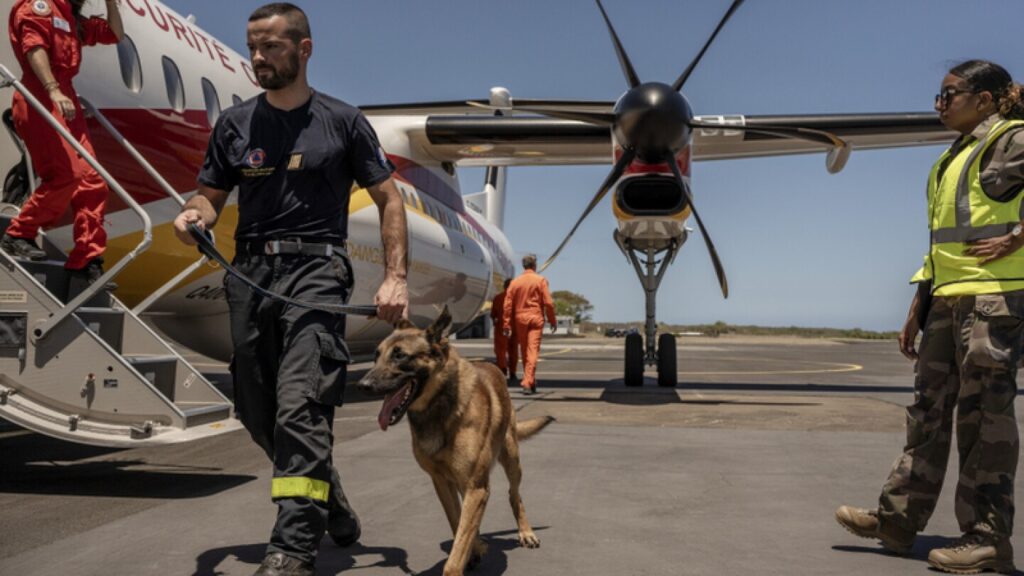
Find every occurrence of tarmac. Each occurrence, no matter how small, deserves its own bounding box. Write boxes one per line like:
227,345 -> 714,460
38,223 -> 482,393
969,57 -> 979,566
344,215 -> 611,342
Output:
2,335 -> 1023,575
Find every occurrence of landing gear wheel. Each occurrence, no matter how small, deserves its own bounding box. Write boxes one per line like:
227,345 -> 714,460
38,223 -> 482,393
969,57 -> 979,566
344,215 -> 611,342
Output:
624,333 -> 644,387
657,333 -> 677,388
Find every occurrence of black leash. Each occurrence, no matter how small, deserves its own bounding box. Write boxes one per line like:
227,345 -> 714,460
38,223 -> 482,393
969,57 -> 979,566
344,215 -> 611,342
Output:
187,223 -> 378,317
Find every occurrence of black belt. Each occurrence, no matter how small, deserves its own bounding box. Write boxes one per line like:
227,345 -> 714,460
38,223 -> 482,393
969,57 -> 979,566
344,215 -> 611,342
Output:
188,225 -> 377,317
237,238 -> 345,257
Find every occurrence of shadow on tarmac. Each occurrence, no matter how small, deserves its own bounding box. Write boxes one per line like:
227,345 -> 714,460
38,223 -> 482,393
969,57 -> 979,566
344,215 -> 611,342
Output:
0,459 -> 255,498
416,527 -> 550,576
0,428 -> 255,498
193,540 -> 416,576
833,534 -> 1024,576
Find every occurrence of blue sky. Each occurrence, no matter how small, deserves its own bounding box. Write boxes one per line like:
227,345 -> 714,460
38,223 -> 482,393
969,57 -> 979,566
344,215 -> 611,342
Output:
168,0 -> 1021,330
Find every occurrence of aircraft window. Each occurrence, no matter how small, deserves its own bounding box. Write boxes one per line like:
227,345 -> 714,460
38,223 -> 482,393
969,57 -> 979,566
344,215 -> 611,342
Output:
116,35 -> 142,94
201,77 -> 221,126
161,56 -> 185,113
232,94 -> 243,107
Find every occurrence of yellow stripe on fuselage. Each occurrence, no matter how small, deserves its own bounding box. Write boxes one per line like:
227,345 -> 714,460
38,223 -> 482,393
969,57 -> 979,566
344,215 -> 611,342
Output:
105,189 -> 377,307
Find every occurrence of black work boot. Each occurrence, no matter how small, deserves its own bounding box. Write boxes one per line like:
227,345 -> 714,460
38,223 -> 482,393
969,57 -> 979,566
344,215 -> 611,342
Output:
327,481 -> 361,547
253,552 -> 314,576
0,233 -> 46,260
70,258 -> 117,292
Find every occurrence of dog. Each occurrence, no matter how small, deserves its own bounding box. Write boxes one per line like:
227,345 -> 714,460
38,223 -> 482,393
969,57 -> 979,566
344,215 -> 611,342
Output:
358,306 -> 553,575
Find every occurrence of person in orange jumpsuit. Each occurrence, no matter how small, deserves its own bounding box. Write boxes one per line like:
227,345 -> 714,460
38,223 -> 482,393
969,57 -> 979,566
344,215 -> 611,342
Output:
2,0 -> 123,282
490,278 -> 518,381
503,255 -> 556,394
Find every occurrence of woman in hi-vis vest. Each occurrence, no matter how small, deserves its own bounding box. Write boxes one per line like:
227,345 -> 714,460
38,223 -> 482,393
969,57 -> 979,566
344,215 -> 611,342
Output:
836,61 -> 1024,574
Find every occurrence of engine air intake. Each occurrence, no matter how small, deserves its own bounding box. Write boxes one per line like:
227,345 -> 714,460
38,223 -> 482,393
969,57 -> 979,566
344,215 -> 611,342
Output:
616,175 -> 687,216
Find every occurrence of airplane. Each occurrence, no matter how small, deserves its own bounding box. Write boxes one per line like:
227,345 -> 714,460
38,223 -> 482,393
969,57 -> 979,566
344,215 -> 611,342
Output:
0,0 -> 952,446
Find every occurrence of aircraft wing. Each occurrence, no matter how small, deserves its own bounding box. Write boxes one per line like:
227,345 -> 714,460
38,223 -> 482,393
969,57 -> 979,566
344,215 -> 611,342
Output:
692,113 -> 955,161
361,101 -> 954,167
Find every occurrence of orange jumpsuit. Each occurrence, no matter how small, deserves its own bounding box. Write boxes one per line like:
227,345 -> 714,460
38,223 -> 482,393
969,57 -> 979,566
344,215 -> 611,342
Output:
7,0 -> 117,269
490,290 -> 518,378
502,269 -> 556,391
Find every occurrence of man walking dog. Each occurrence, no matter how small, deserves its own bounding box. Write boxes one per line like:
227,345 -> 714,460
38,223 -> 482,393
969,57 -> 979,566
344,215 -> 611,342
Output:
173,4 -> 407,575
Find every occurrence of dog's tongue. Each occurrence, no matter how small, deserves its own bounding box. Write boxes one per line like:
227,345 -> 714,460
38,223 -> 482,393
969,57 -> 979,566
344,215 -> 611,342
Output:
377,382 -> 412,431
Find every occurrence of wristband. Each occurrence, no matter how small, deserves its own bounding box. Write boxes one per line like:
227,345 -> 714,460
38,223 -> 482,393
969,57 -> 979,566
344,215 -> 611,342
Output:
43,81 -> 59,92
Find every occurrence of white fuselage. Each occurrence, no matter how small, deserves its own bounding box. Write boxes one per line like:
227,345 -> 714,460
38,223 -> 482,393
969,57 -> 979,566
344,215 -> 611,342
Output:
0,0 -> 515,359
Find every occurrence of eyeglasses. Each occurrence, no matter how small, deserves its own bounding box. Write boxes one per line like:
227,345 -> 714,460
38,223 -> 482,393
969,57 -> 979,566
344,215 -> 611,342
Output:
935,87 -> 975,107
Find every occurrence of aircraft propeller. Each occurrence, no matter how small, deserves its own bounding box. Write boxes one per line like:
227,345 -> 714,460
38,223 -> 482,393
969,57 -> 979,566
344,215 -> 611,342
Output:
521,0 -> 850,300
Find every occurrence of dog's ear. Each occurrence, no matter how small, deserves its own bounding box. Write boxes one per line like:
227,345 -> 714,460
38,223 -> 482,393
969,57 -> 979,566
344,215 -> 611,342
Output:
425,305 -> 453,344
395,318 -> 415,330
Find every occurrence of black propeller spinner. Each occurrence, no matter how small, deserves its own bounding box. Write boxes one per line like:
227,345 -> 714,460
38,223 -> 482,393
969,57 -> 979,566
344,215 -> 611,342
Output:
536,0 -> 749,300
528,0 -> 849,300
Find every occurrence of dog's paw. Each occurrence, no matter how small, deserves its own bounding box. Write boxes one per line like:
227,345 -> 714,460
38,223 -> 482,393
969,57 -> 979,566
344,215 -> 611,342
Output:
466,539 -> 488,569
519,531 -> 541,548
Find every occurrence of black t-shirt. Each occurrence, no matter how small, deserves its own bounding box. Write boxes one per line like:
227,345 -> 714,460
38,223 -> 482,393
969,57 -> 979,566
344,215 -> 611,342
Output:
197,91 -> 394,242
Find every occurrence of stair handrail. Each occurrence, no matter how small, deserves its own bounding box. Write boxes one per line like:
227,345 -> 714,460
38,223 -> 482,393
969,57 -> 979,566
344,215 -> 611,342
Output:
77,98 -> 213,315
0,64 -> 151,343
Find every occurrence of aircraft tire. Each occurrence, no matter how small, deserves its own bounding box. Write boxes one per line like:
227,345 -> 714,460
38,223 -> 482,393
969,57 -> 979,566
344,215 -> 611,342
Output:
657,333 -> 677,388
624,333 -> 643,387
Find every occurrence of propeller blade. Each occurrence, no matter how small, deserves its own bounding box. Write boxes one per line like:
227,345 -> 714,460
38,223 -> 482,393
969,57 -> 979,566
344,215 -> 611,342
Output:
671,0 -> 745,92
595,0 -> 642,88
667,156 -> 728,298
540,148 -> 637,272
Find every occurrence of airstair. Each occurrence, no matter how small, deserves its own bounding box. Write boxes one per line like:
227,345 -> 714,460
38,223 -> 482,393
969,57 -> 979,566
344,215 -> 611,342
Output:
0,64 -> 240,447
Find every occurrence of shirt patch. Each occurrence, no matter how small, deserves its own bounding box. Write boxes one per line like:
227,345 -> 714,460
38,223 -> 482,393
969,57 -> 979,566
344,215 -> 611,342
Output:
245,148 -> 266,168
52,16 -> 70,33
287,153 -> 303,171
31,0 -> 51,16
240,167 -> 275,178
376,146 -> 391,170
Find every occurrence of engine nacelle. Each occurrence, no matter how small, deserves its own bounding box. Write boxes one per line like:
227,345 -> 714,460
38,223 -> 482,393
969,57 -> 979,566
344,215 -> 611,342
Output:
614,174 -> 688,217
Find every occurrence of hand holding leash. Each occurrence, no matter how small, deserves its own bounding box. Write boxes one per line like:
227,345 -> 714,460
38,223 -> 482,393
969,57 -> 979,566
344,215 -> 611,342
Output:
186,223 -> 378,318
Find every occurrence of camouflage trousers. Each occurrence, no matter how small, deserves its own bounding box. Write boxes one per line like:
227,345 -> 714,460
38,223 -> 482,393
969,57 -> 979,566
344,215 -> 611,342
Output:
878,291 -> 1023,538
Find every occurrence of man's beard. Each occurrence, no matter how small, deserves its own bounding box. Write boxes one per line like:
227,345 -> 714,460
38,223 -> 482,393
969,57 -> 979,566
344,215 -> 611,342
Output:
254,53 -> 300,90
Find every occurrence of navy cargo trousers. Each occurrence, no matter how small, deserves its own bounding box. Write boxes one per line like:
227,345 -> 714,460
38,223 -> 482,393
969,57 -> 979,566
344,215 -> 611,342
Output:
225,243 -> 358,563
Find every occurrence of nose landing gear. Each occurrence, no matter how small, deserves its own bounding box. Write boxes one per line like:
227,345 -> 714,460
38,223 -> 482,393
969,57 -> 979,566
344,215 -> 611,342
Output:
616,231 -> 680,388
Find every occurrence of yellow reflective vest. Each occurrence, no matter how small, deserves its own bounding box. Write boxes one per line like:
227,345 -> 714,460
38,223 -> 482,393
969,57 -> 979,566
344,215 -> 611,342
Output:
911,119 -> 1024,296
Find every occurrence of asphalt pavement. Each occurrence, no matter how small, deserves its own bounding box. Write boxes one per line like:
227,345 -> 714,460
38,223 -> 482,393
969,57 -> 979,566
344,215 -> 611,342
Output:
2,335 -> 1022,575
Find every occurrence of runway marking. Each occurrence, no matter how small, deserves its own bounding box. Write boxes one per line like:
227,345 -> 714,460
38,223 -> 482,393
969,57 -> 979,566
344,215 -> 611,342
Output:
535,361 -> 863,377
537,347 -> 575,362
334,415 -> 376,423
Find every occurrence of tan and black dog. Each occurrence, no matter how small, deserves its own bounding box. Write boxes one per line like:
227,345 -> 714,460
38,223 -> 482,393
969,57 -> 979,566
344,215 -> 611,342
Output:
358,307 -> 553,576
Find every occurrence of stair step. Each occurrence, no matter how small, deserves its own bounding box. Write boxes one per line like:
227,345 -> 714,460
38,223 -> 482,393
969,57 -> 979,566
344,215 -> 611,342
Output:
74,307 -> 124,353
179,403 -> 232,427
11,259 -> 112,307
124,355 -> 177,401
18,260 -> 69,301
67,275 -> 113,308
